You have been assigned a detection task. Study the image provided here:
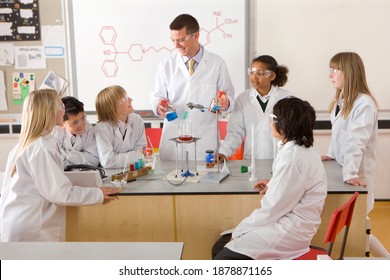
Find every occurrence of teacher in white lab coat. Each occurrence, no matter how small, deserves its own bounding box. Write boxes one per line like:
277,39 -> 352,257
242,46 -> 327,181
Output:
0,89 -> 120,242
213,97 -> 327,260
150,14 -> 234,161
219,55 -> 292,161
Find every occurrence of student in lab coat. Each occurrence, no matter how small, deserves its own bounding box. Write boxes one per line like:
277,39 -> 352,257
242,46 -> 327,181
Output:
213,97 -> 327,260
150,14 -> 234,160
95,85 -> 147,168
219,55 -> 292,161
53,96 -> 99,167
321,52 -> 389,257
0,89 -> 120,242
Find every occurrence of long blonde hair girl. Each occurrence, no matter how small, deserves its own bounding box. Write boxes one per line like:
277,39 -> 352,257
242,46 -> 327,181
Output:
329,52 -> 378,118
12,89 -> 59,176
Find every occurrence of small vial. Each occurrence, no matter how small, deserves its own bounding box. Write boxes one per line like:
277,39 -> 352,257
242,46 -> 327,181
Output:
205,150 -> 215,168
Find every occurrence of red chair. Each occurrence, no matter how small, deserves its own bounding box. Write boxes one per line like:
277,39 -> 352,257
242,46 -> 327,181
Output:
295,192 -> 359,260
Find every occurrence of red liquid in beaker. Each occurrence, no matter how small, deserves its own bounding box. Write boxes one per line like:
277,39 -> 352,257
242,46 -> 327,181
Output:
179,135 -> 193,141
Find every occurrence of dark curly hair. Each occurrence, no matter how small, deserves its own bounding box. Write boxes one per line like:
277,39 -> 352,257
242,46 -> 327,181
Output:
252,55 -> 289,87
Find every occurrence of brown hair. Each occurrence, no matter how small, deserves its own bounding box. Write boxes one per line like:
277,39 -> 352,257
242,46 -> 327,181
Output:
329,52 -> 378,118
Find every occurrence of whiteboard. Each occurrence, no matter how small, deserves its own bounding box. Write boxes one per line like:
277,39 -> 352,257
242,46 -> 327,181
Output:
66,0 -> 248,113
256,0 -> 390,112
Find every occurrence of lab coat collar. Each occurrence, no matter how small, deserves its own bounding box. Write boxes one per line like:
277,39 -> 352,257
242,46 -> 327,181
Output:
183,45 -> 203,65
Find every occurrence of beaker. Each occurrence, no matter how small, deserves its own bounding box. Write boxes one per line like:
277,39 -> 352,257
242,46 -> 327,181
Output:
178,121 -> 192,141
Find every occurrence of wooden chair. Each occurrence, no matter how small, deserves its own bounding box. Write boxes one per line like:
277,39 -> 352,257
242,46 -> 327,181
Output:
295,192 -> 359,260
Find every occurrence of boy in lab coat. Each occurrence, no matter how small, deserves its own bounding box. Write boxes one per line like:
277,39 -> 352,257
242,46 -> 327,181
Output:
53,96 -> 99,167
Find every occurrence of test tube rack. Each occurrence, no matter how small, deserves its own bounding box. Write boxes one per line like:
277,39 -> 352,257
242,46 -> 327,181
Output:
111,167 -> 149,182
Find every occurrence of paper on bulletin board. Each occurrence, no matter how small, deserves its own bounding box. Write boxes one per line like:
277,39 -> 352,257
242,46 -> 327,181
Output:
39,71 -> 68,96
15,46 -> 46,69
0,43 -> 14,66
0,70 -> 8,111
12,72 -> 35,105
41,25 -> 66,58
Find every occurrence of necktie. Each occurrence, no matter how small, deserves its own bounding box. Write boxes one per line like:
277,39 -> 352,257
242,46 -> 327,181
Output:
188,59 -> 195,76
335,104 -> 341,116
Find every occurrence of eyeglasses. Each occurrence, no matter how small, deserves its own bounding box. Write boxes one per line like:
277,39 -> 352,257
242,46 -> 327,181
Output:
170,32 -> 196,44
329,68 -> 341,75
247,68 -> 273,78
67,115 -> 87,128
269,113 -> 278,123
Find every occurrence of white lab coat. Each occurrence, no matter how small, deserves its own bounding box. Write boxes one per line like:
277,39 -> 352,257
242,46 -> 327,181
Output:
0,135 -> 103,242
150,49 -> 234,160
326,94 -> 377,213
94,113 -> 147,168
219,86 -> 292,159
225,141 -> 327,259
52,121 -> 100,167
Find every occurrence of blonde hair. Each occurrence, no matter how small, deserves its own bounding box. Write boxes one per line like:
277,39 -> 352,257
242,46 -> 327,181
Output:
12,89 -> 60,176
329,52 -> 378,118
95,85 -> 127,126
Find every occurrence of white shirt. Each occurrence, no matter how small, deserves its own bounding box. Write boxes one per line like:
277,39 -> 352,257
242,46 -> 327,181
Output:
52,121 -> 100,167
326,93 -> 377,213
94,113 -> 147,168
219,86 -> 292,159
0,134 -> 103,241
226,141 -> 327,259
150,49 -> 234,160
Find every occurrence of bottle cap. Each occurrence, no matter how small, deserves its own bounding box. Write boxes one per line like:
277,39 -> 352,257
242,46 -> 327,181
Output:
206,150 -> 214,153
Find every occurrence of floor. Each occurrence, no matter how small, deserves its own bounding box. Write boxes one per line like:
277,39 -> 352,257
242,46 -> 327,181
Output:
368,201 -> 390,256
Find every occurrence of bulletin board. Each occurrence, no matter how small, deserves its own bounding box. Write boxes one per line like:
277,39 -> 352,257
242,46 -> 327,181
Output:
0,0 -> 41,41
66,0 -> 249,113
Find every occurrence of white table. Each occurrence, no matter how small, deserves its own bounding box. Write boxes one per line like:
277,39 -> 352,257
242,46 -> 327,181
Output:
0,242 -> 184,260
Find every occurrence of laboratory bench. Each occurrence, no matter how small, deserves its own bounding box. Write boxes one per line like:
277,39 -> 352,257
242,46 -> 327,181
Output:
66,160 -> 367,260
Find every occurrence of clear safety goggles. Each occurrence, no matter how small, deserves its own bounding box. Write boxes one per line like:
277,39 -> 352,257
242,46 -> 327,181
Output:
247,68 -> 273,78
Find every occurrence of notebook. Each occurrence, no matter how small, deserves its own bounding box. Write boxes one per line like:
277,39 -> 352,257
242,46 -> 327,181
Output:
64,170 -> 103,188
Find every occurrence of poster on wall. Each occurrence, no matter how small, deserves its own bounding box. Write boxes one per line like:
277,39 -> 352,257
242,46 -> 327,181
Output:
12,72 -> 35,104
0,0 -> 41,41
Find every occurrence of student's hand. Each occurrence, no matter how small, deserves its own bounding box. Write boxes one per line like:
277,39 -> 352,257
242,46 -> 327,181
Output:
345,177 -> 367,187
157,99 -> 169,118
253,179 -> 269,195
217,153 -> 227,163
321,155 -> 334,161
99,187 -> 121,201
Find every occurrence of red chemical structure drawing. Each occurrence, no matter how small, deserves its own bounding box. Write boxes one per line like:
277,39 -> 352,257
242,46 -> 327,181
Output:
99,11 -> 238,77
